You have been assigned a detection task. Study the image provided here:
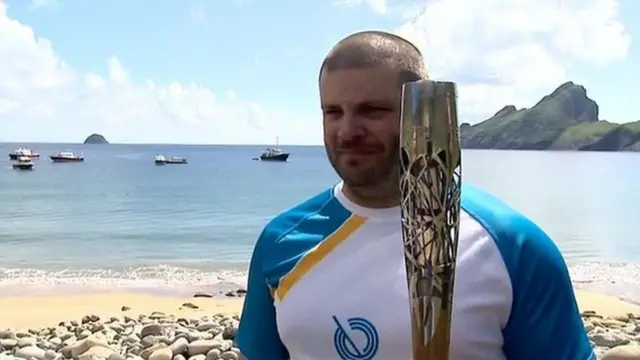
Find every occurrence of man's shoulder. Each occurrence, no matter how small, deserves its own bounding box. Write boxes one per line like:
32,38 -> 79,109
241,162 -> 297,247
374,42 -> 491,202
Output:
259,186 -> 349,244
461,188 -> 592,360
462,183 -> 542,244
461,183 -> 567,279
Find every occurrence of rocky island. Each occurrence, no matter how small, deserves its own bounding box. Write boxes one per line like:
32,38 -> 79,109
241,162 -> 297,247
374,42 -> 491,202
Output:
83,134 -> 109,145
460,82 -> 640,151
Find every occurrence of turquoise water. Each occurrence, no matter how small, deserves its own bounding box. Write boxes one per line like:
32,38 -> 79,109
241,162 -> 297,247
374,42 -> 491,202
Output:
1,143 -> 639,300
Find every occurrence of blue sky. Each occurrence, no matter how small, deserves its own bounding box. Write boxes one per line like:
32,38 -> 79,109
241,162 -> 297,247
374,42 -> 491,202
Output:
0,0 -> 637,145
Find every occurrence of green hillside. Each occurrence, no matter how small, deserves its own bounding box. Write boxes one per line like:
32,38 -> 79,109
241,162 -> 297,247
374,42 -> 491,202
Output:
460,82 -> 640,151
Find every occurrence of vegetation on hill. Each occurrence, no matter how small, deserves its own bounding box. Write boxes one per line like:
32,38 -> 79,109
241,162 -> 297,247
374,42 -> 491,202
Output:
460,82 -> 640,151
83,133 -> 109,144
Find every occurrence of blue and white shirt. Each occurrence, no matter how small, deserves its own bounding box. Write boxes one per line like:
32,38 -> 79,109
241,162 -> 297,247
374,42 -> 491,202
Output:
236,182 -> 595,360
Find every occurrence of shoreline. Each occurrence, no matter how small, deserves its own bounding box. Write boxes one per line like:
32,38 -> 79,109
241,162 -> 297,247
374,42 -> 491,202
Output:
0,282 -> 246,299
0,260 -> 637,296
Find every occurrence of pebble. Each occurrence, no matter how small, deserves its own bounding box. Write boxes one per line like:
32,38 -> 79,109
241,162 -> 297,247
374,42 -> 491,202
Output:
6,305 -> 633,359
582,311 -> 640,359
0,311 -> 242,360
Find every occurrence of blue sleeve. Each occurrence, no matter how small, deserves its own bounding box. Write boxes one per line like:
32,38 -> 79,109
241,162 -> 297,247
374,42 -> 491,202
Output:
235,231 -> 288,360
500,216 -> 595,360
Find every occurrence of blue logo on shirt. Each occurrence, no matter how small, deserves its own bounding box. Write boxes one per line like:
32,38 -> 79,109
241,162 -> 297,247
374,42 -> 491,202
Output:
332,315 -> 379,360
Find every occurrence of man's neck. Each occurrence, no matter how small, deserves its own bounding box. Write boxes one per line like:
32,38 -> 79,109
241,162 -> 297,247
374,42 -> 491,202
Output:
342,183 -> 400,209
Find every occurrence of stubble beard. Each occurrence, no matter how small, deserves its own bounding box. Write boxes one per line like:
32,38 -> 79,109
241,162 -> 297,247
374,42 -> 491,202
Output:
327,147 -> 400,192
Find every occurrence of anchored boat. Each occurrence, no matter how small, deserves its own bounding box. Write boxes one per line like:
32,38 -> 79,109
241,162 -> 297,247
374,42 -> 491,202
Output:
256,137 -> 290,162
259,148 -> 289,162
50,151 -> 84,162
8,147 -> 39,160
154,154 -> 187,165
12,156 -> 34,170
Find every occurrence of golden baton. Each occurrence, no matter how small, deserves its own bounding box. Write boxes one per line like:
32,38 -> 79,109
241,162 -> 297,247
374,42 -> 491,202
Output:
399,80 -> 462,359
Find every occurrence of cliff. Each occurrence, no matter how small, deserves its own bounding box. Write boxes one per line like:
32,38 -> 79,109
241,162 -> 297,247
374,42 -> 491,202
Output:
460,82 -> 640,151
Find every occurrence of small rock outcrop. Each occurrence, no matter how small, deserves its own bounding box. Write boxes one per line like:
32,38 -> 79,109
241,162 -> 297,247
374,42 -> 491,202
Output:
492,105 -> 518,118
83,134 -> 109,145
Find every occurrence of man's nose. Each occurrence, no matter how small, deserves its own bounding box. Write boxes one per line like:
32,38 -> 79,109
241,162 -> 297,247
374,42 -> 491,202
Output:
337,114 -> 366,141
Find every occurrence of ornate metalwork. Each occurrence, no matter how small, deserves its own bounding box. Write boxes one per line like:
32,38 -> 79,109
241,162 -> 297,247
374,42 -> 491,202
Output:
399,80 -> 462,359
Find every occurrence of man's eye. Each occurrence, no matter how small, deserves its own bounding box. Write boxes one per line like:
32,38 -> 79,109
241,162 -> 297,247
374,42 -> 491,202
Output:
324,110 -> 342,117
362,107 -> 390,117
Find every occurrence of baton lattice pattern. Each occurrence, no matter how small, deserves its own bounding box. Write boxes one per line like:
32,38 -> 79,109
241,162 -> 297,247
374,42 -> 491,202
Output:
400,143 -> 461,348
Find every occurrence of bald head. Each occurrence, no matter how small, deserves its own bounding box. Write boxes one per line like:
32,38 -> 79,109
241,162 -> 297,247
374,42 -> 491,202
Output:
319,30 -> 428,85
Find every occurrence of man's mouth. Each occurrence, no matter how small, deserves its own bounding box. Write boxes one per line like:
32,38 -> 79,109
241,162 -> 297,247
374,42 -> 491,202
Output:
339,148 -> 379,155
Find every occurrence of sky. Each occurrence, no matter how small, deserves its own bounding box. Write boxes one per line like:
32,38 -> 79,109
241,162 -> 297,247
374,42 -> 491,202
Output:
0,0 -> 637,145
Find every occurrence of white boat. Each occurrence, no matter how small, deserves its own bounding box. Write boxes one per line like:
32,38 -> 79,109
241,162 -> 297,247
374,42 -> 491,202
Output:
12,156 -> 34,170
50,151 -> 84,162
166,156 -> 187,164
154,154 -> 166,164
155,154 -> 187,165
8,147 -> 39,160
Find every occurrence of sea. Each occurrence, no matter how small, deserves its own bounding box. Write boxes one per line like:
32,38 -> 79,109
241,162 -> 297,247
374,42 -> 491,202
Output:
1,143 -> 639,302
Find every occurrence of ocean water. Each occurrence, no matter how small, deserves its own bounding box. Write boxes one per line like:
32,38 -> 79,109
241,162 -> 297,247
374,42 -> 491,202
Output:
0,143 -> 639,301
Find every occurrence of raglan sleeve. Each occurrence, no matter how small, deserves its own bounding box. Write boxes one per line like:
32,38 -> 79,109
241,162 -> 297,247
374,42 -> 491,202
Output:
235,229 -> 288,360
501,215 -> 596,360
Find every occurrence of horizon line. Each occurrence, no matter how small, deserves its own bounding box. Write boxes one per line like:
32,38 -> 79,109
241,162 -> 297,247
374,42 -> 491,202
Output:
0,141 -> 324,147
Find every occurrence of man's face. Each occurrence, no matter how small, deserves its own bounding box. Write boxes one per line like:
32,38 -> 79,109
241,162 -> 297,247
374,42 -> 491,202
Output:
320,65 -> 401,188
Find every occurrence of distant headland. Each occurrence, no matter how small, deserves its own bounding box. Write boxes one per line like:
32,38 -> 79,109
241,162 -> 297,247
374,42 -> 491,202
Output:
83,133 -> 109,145
460,82 -> 640,151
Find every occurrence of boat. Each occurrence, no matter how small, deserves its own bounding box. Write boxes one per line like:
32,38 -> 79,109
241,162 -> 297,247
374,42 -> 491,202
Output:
165,156 -> 187,164
154,154 -> 166,165
259,148 -> 290,162
257,138 -> 290,162
154,154 -> 187,165
12,156 -> 34,170
8,147 -> 39,160
50,151 -> 84,162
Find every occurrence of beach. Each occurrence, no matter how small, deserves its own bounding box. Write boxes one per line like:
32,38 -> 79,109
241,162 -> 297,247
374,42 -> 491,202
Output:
0,293 -> 244,331
0,292 -> 246,360
0,290 -> 631,330
0,290 -> 638,359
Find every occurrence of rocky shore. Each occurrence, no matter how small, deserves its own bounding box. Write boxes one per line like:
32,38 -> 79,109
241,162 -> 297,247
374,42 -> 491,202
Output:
0,310 -> 241,360
584,310 -> 640,359
0,307 -> 639,360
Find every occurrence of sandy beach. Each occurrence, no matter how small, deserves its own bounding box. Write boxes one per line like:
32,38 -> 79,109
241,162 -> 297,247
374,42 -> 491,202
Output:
575,290 -> 640,318
0,290 -> 638,359
0,293 -> 245,331
0,289 -> 635,331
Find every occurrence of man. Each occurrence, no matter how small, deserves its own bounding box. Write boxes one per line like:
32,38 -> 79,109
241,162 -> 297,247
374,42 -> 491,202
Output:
235,31 -> 595,360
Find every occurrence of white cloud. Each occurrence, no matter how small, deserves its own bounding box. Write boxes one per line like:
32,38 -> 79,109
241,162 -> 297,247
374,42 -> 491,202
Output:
0,4 -> 318,144
396,0 -> 631,123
